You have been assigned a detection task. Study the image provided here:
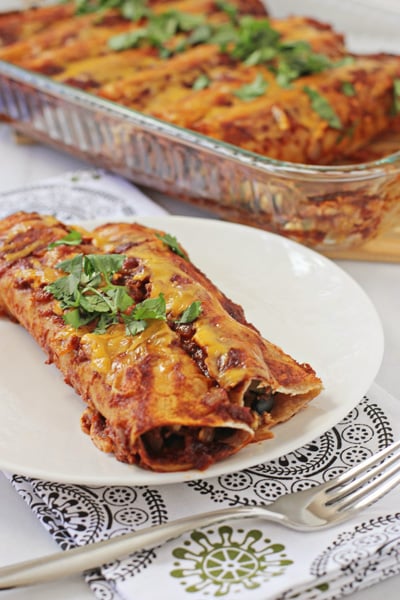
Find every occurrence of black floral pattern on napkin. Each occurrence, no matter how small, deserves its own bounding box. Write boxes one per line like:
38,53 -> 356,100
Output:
9,392 -> 395,600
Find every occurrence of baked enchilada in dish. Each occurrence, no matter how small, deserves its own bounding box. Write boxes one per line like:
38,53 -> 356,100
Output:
0,212 -> 322,472
1,0 -> 399,165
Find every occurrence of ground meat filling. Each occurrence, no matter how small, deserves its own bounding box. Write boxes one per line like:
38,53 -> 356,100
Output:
170,321 -> 210,377
171,323 -> 275,419
141,425 -> 250,470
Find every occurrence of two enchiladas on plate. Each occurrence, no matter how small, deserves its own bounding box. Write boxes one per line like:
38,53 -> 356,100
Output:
0,212 -> 322,472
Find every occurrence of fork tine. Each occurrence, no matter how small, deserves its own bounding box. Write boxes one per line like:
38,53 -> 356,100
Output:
325,439 -> 400,503
333,470 -> 400,520
326,439 -> 400,491
328,450 -> 400,514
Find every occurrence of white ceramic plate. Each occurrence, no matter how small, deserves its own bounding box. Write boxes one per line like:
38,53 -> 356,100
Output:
0,216 -> 384,485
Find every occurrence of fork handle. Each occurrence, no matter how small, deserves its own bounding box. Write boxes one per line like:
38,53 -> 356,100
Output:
0,505 -> 284,590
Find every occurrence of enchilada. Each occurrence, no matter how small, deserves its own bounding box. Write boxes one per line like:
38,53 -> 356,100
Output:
0,212 -> 322,472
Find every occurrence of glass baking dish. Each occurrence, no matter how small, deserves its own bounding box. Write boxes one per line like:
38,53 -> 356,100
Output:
0,0 -> 400,251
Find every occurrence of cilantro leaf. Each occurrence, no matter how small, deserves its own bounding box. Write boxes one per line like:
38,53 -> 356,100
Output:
108,28 -> 147,51
186,23 -> 214,46
86,254 -> 126,279
336,124 -> 356,144
104,4 -> 335,87
207,22 -> 237,49
341,81 -> 356,97
334,56 -> 356,68
106,286 -> 135,312
74,0 -> 149,20
215,0 -> 239,24
124,318 -> 147,336
108,10 -> 204,52
48,230 -> 83,249
230,16 -> 280,62
391,78 -> 400,116
63,308 -> 96,328
120,0 -> 150,21
47,250 -> 172,335
303,86 -> 342,130
273,41 -> 332,87
56,253 -> 85,276
233,74 -> 268,101
48,248 -> 202,337
156,232 -> 188,260
192,74 -> 210,90
244,46 -> 276,67
94,313 -> 119,334
173,11 -> 205,32
122,293 -> 166,335
47,280 -> 79,311
79,290 -> 113,313
47,253 -> 131,331
175,301 -> 202,324
131,293 -> 166,321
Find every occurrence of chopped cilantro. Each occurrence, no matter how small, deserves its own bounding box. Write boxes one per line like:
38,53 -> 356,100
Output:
130,293 -> 166,321
206,21 -> 237,50
192,74 -> 211,90
229,16 -> 280,63
46,253 -> 128,314
175,301 -> 202,324
47,253 -> 136,332
334,56 -> 356,68
233,74 -> 268,101
106,5 -> 335,86
122,293 -> 167,334
303,86 -> 342,130
108,28 -> 147,51
391,78 -> 400,115
156,232 -> 188,260
336,123 -> 356,144
123,318 -> 148,336
244,46 -> 276,67
186,23 -> 214,46
46,251 -> 200,336
273,41 -> 333,87
120,0 -> 150,21
341,81 -> 356,96
215,0 -> 239,24
73,0 -> 150,20
108,10 -> 204,52
48,230 -> 83,249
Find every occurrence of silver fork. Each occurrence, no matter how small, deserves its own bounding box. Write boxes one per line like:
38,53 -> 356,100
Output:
2,438 -> 400,590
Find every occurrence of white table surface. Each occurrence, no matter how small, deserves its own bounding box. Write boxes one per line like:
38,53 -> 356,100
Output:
0,123 -> 400,599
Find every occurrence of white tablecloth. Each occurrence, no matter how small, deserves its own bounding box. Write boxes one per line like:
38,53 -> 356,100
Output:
0,123 -> 400,599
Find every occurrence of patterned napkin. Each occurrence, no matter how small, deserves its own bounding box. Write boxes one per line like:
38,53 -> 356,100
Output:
0,168 -> 167,221
5,384 -> 400,600
2,170 -> 400,599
